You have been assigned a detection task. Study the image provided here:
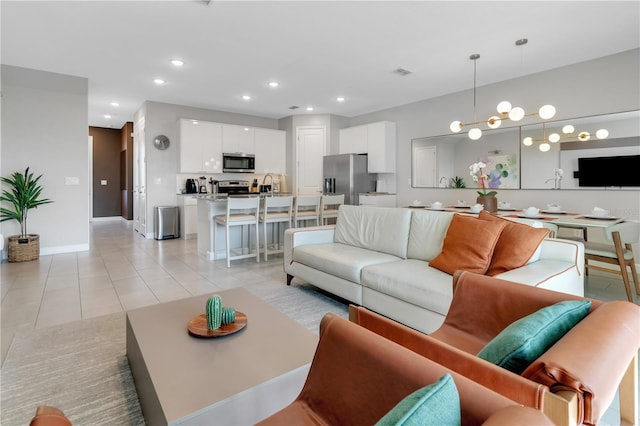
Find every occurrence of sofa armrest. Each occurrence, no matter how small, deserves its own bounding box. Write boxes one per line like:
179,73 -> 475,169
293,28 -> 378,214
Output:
349,305 -> 547,410
284,225 -> 335,267
258,313 -> 518,426
523,301 -> 640,425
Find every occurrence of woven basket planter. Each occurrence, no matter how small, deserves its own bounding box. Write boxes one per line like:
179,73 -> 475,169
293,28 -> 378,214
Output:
8,234 -> 40,262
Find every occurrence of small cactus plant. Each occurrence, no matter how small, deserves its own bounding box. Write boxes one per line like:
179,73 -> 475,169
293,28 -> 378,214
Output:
206,295 -> 223,330
221,307 -> 236,325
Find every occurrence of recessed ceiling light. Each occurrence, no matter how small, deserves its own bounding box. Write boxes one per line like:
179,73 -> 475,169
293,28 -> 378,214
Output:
171,59 -> 184,67
110,101 -> 119,107
192,120 -> 199,125
242,95 -> 252,101
268,81 -> 279,88
154,78 -> 166,85
306,107 -> 314,112
336,97 -> 345,102
104,114 -> 112,119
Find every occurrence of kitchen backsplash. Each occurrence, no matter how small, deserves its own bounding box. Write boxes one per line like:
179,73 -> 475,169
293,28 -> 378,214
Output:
176,173 -> 287,194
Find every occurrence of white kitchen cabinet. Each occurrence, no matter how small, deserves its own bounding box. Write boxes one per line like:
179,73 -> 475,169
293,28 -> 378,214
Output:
339,125 -> 367,154
367,121 -> 396,173
177,195 -> 198,239
254,128 -> 286,174
339,121 -> 396,173
179,119 -> 223,173
222,124 -> 255,154
359,193 -> 397,207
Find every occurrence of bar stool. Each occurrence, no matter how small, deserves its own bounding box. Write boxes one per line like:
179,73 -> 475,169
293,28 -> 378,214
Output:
320,194 -> 344,225
293,195 -> 321,227
259,196 -> 293,261
213,197 -> 260,268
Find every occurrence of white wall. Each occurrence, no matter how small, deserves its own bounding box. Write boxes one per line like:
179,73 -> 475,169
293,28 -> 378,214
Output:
344,49 -> 640,218
1,65 -> 89,256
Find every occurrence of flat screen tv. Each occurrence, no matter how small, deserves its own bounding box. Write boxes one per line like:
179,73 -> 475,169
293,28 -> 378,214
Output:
577,155 -> 640,187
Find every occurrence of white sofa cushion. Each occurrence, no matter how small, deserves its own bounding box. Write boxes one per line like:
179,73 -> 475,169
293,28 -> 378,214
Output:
334,205 -> 412,259
362,259 -> 454,316
293,242 -> 401,284
407,210 -> 455,261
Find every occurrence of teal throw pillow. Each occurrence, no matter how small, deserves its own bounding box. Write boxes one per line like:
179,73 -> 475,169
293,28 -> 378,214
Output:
375,373 -> 460,426
477,300 -> 591,374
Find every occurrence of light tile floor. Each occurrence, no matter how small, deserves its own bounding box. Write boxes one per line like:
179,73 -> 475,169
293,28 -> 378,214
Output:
1,219 -> 638,423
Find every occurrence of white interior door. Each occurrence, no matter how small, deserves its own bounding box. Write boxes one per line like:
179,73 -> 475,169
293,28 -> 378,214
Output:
412,145 -> 437,187
133,117 -> 146,235
88,136 -> 93,220
296,126 -> 325,195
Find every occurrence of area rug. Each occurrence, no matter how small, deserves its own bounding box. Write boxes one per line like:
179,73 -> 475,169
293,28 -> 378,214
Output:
1,283 -> 348,425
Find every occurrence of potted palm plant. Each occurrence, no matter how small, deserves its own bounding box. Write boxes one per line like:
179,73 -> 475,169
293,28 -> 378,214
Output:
0,167 -> 53,262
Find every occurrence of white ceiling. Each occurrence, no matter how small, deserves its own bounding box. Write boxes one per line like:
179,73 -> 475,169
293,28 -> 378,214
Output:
2,1 -> 639,129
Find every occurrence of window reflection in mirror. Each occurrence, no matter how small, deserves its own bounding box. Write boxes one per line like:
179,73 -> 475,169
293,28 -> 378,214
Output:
521,110 -> 640,189
411,126 -> 521,189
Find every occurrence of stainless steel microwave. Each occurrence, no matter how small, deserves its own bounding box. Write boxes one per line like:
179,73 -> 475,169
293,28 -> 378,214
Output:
222,153 -> 255,173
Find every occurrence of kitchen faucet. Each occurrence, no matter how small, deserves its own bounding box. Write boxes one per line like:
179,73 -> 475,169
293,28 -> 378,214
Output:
262,173 -> 274,196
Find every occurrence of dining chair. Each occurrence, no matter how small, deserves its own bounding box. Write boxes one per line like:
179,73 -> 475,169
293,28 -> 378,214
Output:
320,194 -> 344,225
293,195 -> 321,227
259,196 -> 293,261
584,221 -> 639,302
213,197 -> 260,268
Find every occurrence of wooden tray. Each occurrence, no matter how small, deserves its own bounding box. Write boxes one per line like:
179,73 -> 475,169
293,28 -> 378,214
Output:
188,312 -> 247,338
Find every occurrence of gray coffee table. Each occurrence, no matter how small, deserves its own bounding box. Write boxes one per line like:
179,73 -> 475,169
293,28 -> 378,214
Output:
126,287 -> 318,425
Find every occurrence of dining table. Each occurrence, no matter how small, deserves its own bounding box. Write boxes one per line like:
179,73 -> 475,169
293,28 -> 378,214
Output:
405,205 -> 628,240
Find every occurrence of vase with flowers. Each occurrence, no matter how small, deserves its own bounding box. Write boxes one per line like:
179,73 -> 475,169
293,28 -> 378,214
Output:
469,161 -> 498,213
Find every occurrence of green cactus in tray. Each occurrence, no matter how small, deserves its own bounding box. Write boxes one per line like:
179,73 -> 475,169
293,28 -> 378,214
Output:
206,295 -> 223,330
206,295 -> 237,330
221,307 -> 236,325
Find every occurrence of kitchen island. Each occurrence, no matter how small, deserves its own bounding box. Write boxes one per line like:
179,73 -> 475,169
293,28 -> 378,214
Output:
196,193 -> 293,261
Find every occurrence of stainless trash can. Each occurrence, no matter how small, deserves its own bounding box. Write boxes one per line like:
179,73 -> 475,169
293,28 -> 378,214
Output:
154,206 -> 180,240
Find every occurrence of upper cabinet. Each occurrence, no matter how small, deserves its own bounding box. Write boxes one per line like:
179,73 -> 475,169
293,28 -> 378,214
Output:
222,124 -> 255,154
179,119 -> 223,173
180,119 -> 286,174
339,125 -> 368,154
254,128 -> 286,174
339,121 -> 396,173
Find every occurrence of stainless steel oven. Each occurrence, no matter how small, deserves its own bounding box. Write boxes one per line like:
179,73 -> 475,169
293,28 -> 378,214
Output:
222,153 -> 255,173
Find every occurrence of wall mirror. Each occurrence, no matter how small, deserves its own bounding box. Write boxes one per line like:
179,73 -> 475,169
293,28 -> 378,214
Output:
520,110 -> 640,189
412,126 -> 521,190
411,110 -> 640,190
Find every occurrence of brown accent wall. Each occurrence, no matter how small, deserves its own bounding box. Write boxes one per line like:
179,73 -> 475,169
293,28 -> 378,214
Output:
120,122 -> 134,220
90,126 -> 121,217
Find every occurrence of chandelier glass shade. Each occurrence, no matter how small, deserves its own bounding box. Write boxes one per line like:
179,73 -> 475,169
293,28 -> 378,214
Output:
522,122 -> 609,152
449,55 -> 556,140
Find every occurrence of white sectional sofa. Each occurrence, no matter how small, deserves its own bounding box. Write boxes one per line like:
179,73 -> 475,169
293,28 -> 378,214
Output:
284,205 -> 585,334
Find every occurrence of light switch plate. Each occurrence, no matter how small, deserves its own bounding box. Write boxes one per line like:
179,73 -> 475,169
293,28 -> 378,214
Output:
101,180 -> 107,185
65,177 -> 80,185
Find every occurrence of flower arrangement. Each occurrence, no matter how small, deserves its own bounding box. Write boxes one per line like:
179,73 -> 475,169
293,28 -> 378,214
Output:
469,161 -> 497,197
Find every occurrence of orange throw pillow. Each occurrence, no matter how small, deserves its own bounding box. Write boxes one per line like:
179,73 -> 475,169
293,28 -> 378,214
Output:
478,210 -> 550,276
429,214 -> 507,275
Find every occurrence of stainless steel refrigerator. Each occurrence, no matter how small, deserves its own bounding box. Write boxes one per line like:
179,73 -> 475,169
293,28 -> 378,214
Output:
323,154 -> 377,205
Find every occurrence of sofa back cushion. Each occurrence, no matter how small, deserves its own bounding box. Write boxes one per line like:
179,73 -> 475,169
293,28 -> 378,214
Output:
335,205 -> 412,258
478,211 -> 549,276
429,214 -> 506,275
407,210 -> 455,261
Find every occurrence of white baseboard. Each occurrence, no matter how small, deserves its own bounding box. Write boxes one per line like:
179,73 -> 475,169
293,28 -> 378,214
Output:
91,216 -> 123,222
40,243 -> 90,256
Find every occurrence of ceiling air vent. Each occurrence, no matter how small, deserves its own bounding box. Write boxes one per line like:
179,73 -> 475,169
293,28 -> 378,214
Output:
288,106 -> 299,110
393,68 -> 413,76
